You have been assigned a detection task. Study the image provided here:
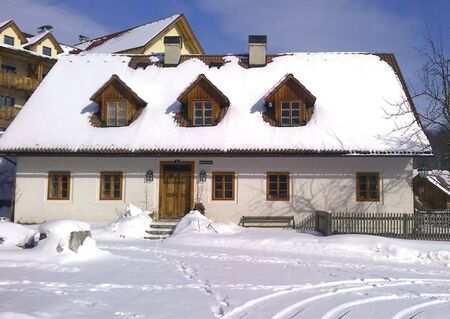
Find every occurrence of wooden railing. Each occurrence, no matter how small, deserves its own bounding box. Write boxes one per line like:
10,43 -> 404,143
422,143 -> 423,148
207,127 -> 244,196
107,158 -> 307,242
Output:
300,210 -> 450,241
0,106 -> 20,122
0,71 -> 40,91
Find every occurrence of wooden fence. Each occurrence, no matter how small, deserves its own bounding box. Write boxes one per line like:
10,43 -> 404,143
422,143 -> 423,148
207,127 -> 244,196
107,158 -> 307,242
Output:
297,211 -> 450,241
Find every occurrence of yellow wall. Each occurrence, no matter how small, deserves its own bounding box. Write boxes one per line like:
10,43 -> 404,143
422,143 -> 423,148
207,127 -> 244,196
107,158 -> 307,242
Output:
28,37 -> 59,58
0,26 -> 22,48
143,24 -> 195,55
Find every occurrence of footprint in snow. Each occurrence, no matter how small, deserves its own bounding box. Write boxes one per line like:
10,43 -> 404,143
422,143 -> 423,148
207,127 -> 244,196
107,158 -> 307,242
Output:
215,292 -> 229,307
210,304 -> 224,318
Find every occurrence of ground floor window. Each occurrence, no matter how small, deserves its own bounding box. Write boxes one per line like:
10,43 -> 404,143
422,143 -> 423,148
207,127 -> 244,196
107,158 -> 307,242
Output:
48,171 -> 70,200
212,172 -> 235,200
0,95 -> 15,107
356,172 -> 380,201
100,172 -> 123,200
267,172 -> 290,200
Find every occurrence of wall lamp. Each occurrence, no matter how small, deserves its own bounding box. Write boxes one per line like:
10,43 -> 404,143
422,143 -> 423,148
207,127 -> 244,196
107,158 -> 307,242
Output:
145,170 -> 154,182
199,170 -> 207,182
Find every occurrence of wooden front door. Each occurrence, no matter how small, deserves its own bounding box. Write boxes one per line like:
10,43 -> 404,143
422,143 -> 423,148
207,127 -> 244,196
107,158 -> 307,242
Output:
159,162 -> 193,220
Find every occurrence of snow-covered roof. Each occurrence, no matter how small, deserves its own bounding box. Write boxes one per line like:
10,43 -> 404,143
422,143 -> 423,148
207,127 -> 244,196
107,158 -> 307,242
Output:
74,14 -> 180,53
22,31 -> 49,48
0,52 -> 431,155
0,42 -> 56,60
0,20 -> 11,30
427,171 -> 450,196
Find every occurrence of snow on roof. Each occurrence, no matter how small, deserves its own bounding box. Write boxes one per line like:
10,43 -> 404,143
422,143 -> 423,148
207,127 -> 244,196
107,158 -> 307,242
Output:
0,42 -> 56,60
0,20 -> 11,30
0,52 -> 431,154
23,31 -> 49,47
59,43 -> 79,54
74,14 -> 180,53
427,171 -> 450,196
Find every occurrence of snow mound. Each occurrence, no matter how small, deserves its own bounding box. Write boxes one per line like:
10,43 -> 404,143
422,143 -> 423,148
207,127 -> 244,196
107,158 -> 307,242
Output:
0,221 -> 37,247
103,203 -> 152,239
38,219 -> 90,237
172,211 -> 241,236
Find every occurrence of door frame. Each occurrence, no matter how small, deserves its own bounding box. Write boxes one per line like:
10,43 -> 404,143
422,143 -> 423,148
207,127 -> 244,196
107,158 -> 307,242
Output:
158,161 -> 195,220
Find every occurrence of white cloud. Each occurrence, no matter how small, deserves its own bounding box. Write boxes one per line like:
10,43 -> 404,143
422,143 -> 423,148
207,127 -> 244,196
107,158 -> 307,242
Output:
198,0 -> 423,87
0,0 -> 110,45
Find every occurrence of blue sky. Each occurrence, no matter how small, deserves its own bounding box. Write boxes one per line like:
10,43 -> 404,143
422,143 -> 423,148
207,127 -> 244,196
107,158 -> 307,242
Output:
0,0 -> 449,93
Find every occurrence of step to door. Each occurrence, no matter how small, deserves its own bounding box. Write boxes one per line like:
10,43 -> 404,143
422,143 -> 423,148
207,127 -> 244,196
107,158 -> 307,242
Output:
145,220 -> 180,240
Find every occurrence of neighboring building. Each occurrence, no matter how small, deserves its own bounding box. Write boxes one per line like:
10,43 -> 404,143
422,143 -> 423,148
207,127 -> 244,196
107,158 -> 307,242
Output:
0,20 -> 62,130
0,36 -> 431,224
413,170 -> 450,210
74,14 -> 204,55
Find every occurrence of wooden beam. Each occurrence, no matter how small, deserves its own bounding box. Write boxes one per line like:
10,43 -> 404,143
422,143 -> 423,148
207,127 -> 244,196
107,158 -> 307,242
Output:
37,63 -> 43,80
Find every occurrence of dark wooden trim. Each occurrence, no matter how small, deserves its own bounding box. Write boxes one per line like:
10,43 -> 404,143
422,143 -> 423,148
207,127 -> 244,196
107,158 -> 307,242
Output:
355,172 -> 380,202
212,171 -> 235,200
99,171 -> 123,200
47,171 -> 71,200
177,74 -> 230,106
265,74 -> 316,104
159,161 -> 195,219
266,172 -> 290,201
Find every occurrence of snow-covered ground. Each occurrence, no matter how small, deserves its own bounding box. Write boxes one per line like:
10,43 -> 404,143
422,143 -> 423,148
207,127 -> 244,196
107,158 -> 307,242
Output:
1,212 -> 450,318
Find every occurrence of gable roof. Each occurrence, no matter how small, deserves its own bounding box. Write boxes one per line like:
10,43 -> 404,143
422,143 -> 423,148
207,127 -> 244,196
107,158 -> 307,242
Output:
0,20 -> 27,44
177,74 -> 230,106
90,74 -> 147,107
74,14 -> 203,54
0,52 -> 431,155
265,73 -> 316,106
22,31 -> 64,54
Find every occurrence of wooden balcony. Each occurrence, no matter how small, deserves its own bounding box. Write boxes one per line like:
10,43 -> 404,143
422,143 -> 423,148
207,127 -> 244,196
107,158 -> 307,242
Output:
0,106 -> 20,128
0,71 -> 40,92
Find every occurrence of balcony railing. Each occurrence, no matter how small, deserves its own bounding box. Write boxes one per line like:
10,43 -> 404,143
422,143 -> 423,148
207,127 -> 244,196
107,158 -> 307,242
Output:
0,71 -> 40,91
0,106 -> 20,124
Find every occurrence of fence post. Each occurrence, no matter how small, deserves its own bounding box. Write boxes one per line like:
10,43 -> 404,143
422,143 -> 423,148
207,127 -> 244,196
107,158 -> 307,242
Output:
315,210 -> 332,236
403,214 -> 408,239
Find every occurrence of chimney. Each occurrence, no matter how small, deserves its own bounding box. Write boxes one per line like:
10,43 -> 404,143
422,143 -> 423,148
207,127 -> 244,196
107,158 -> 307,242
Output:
164,36 -> 182,66
37,25 -> 53,33
79,35 -> 89,43
248,35 -> 267,67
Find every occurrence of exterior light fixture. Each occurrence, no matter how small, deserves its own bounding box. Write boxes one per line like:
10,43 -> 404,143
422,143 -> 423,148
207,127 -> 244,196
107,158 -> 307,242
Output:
199,170 -> 207,182
145,170 -> 154,182
418,167 -> 428,178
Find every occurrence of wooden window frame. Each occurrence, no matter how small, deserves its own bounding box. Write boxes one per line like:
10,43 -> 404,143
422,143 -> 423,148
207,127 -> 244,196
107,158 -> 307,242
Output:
47,171 -> 71,200
193,100 -> 213,126
100,172 -> 123,200
356,172 -> 380,202
42,46 -> 52,56
212,172 -> 235,200
266,172 -> 290,201
280,101 -> 302,127
3,35 -> 14,46
105,99 -> 128,127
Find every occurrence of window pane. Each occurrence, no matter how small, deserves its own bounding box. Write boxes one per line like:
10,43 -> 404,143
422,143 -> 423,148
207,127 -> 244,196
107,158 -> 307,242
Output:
369,175 -> 377,183
281,102 -> 290,109
194,118 -> 202,125
359,191 -> 366,199
281,110 -> 290,117
279,175 -> 288,182
269,175 -> 277,183
279,191 -> 287,198
224,175 -> 233,183
291,118 -> 300,125
359,176 -> 366,183
369,191 -> 377,199
204,118 -> 212,125
291,102 -> 300,109
215,175 -> 223,183
194,102 -> 202,110
281,118 -> 290,126
204,102 -> 212,110
4,35 -> 14,46
194,110 -> 202,117
292,110 -> 300,117
279,183 -> 287,190
43,46 -> 52,56
204,109 -> 212,117
215,190 -> 222,198
225,190 -> 233,198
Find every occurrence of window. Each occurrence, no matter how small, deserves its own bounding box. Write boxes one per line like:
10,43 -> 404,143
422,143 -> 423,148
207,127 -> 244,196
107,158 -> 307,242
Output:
4,35 -> 14,46
100,172 -> 123,200
280,101 -> 301,126
356,173 -> 380,201
42,46 -> 52,56
1,64 -> 16,74
267,172 -> 290,200
212,172 -> 235,200
48,172 -> 70,200
0,96 -> 15,107
106,100 -> 127,126
193,101 -> 213,126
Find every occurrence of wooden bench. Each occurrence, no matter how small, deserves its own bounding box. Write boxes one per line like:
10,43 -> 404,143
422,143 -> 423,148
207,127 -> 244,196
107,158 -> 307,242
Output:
239,216 -> 296,229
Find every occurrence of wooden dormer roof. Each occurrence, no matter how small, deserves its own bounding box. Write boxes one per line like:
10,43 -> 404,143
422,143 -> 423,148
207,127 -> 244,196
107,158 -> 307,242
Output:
177,74 -> 230,106
0,20 -> 27,44
265,73 -> 316,107
90,74 -> 147,107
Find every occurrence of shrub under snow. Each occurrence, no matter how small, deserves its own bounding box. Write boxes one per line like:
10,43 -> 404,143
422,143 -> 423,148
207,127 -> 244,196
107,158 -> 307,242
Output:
0,221 -> 38,247
171,211 -> 241,236
104,204 -> 152,239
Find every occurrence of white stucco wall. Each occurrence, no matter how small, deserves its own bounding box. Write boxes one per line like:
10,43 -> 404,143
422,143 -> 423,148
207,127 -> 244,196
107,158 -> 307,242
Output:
14,156 -> 414,223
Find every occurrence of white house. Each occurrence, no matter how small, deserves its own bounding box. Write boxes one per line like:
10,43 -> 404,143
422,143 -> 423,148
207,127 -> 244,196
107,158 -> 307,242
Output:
0,36 -> 431,224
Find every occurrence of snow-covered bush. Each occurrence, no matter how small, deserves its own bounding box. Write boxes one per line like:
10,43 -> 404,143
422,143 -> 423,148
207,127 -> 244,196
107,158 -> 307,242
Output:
0,221 -> 38,247
104,203 -> 152,239
171,210 -> 241,236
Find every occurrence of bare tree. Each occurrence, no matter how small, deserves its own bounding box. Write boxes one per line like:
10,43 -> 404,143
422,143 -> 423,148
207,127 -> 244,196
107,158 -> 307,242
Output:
415,33 -> 450,132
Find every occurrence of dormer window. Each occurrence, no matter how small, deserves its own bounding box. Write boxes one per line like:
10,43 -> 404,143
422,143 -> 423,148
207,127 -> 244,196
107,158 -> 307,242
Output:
4,35 -> 14,46
89,74 -> 147,127
194,101 -> 213,126
264,74 -> 316,127
106,100 -> 127,126
42,46 -> 52,56
176,74 -> 230,127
